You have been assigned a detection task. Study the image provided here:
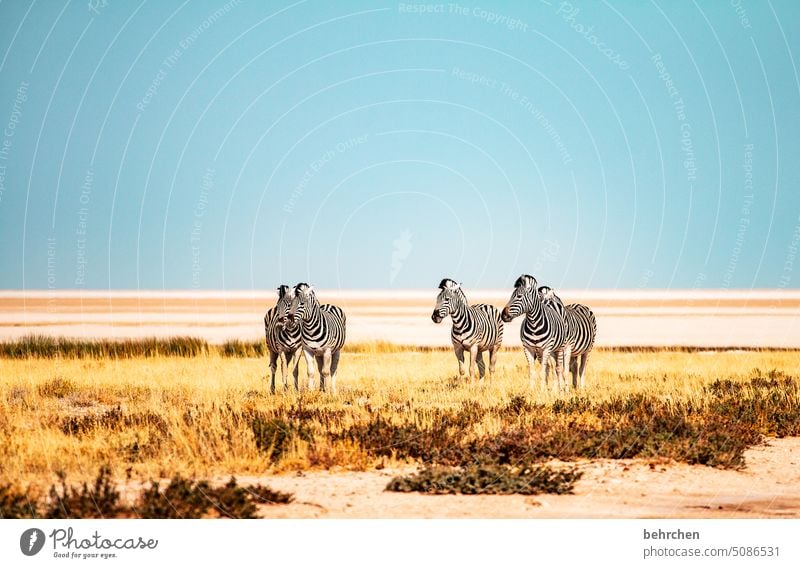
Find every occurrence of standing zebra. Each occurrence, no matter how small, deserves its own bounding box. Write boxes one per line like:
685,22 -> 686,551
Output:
538,286 -> 597,389
264,285 -> 316,394
431,278 -> 504,382
286,283 -> 346,394
501,275 -> 568,391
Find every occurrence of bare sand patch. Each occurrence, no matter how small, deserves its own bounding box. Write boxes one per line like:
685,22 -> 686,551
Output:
221,438 -> 800,519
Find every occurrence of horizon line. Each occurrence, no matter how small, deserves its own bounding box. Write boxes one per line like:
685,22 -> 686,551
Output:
3,288 -> 800,300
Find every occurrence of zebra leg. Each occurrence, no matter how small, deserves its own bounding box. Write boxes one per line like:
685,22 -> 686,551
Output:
268,350 -> 279,394
570,356 -> 579,389
554,348 -> 567,393
330,350 -> 340,395
488,346 -> 499,381
468,345 -> 479,382
541,347 -> 554,390
303,349 -> 317,390
578,353 -> 590,389
523,346 -> 538,389
287,348 -> 301,391
279,350 -> 290,392
320,350 -> 333,393
475,350 -> 486,383
453,345 -> 466,379
561,345 -> 572,392
315,355 -> 325,391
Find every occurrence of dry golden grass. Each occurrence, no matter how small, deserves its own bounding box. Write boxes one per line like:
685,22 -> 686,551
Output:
1,343 -> 799,491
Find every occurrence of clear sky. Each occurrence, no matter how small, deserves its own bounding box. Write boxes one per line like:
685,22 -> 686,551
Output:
0,0 -> 798,290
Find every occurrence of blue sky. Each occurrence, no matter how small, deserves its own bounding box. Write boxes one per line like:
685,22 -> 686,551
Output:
0,0 -> 798,290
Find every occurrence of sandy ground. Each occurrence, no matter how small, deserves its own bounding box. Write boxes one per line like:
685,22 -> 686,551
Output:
2,290 -> 800,347
220,438 -> 800,518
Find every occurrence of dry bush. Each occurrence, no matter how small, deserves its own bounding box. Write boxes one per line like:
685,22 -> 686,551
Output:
0,484 -> 38,518
8,467 -> 295,519
45,466 -> 126,519
135,475 -> 293,518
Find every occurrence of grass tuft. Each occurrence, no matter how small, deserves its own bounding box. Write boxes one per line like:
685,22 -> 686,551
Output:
221,340 -> 265,358
38,376 -> 77,398
249,414 -> 314,462
1,336 -> 453,358
2,335 -> 210,359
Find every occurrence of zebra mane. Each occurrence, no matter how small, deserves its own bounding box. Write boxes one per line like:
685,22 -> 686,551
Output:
438,278 -> 461,290
294,282 -> 314,295
514,274 -> 537,289
538,285 -> 561,305
276,284 -> 293,298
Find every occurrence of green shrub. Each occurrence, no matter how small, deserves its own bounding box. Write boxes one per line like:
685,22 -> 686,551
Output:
387,464 -> 582,495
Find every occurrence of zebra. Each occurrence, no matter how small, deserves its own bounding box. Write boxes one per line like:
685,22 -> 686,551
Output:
286,283 -> 346,394
431,278 -> 504,382
264,285 -> 316,394
501,274 -> 568,391
538,286 -> 597,389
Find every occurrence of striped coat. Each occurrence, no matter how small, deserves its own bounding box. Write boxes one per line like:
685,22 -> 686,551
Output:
501,275 -> 568,390
287,283 -> 346,393
432,278 -> 503,381
539,286 -> 596,388
264,285 -> 314,393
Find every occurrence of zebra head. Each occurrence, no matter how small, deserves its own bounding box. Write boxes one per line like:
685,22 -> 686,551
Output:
274,285 -> 297,330
287,282 -> 316,324
431,278 -> 463,323
502,274 -> 538,322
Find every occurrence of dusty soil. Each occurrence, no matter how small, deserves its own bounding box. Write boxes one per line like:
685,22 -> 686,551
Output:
232,438 -> 800,518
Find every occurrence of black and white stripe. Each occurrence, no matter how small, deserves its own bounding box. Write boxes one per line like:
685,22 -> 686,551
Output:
287,283 -> 346,393
501,274 -> 568,390
431,278 -> 503,382
539,286 -> 597,388
264,285 -> 315,393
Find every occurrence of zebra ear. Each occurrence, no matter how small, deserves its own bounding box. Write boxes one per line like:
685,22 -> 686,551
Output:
307,284 -> 314,294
